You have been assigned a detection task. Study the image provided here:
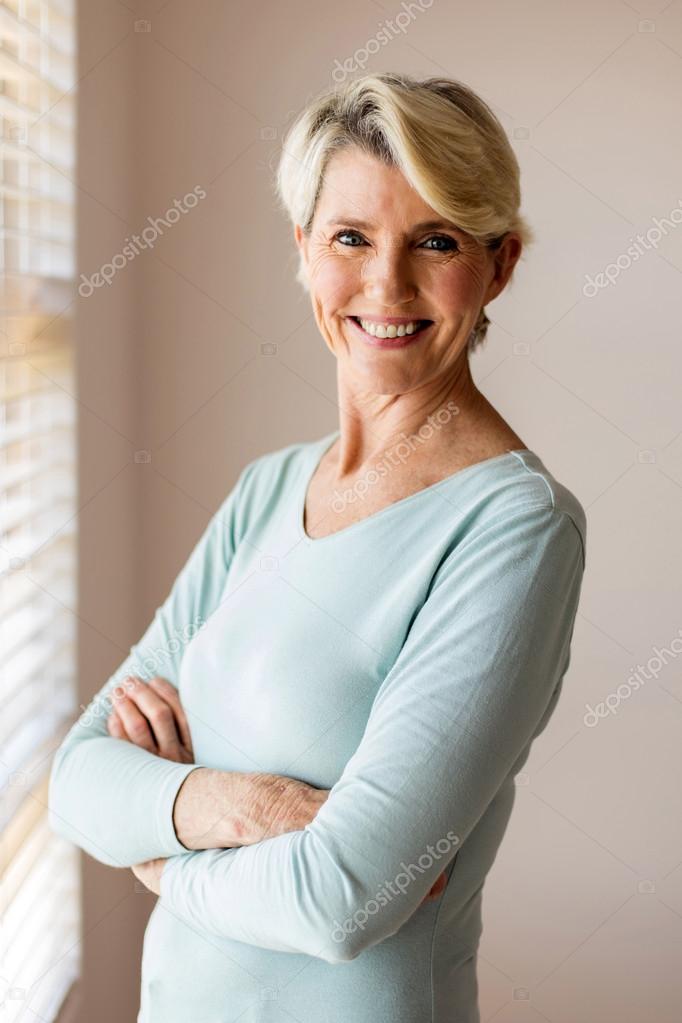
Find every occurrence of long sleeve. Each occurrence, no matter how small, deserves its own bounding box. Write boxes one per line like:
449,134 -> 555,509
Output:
159,500 -> 587,964
47,460 -> 256,868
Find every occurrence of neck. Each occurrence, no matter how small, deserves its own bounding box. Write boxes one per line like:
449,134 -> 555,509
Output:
331,357 -> 487,479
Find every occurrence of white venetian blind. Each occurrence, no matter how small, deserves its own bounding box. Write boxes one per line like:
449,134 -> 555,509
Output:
0,1 -> 80,1020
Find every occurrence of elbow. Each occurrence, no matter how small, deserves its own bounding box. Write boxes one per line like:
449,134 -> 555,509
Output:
312,906 -> 388,965
47,741 -> 115,866
47,744 -> 70,841
316,939 -> 361,965
47,744 -> 88,855
313,945 -> 360,966
47,748 -> 120,869
302,854 -> 399,963
315,926 -> 377,964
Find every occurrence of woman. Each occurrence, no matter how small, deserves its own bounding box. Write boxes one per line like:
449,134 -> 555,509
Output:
49,72 -> 587,1022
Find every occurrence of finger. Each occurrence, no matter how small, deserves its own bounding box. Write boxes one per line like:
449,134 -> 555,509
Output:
145,676 -> 193,751
109,678 -> 143,740
424,871 -> 448,901
145,676 -> 193,753
114,694 -> 158,754
110,676 -> 141,716
123,679 -> 185,759
433,871 -> 448,895
107,710 -> 127,740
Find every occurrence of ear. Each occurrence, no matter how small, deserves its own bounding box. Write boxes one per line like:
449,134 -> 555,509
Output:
483,233 -> 523,305
294,224 -> 306,256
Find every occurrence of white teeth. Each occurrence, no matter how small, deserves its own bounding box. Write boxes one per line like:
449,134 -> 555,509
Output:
358,318 -> 424,338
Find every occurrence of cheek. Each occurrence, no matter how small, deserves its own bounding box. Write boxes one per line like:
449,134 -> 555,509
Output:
431,264 -> 486,314
310,255 -> 360,311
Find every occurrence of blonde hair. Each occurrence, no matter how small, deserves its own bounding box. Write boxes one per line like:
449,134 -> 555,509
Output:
275,72 -> 534,352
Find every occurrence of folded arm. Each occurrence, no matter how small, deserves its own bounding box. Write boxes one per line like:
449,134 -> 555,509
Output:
159,503 -> 586,963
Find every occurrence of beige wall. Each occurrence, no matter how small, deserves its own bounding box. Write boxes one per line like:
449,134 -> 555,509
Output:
71,4 -> 142,1022
70,0 -> 682,1020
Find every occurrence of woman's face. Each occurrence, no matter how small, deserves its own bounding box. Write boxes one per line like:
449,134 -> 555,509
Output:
295,146 -> 521,395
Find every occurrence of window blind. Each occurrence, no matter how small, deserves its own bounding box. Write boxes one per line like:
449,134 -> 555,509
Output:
1,1 -> 79,1020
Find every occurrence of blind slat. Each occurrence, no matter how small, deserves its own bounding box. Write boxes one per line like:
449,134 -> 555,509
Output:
1,1 -> 80,1018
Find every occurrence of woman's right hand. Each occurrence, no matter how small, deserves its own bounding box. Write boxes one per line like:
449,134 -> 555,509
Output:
421,869 -> 448,904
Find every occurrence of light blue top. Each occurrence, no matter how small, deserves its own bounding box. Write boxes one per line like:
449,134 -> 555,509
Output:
48,430 -> 587,1023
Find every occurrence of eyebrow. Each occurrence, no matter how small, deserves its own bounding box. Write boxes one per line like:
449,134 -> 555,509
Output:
324,216 -> 462,233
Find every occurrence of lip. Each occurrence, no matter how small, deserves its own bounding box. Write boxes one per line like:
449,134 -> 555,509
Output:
345,316 -> 433,349
352,315 -> 432,326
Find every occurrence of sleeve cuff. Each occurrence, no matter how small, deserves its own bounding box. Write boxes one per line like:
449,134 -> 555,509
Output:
156,762 -> 203,856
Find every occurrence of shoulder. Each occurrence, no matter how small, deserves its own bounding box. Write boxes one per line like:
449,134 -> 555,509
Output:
506,450 -> 587,566
218,431 -> 333,528
238,431 -> 331,491
443,449 -> 587,571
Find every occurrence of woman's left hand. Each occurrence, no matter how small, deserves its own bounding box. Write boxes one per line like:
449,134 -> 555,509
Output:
132,857 -> 167,896
107,675 -> 194,764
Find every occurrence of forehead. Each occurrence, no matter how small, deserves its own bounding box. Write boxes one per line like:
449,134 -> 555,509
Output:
314,146 -> 442,229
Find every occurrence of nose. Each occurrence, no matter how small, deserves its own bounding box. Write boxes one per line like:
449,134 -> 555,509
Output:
361,243 -> 417,308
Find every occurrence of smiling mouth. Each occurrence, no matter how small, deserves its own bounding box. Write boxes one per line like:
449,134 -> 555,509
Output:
348,316 -> 433,339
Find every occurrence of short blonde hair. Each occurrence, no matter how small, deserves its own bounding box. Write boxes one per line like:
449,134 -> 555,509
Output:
275,72 -> 534,352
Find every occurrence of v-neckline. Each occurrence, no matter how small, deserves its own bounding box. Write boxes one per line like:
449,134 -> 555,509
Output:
298,430 -> 534,545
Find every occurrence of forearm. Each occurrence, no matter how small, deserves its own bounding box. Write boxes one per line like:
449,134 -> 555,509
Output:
172,767 -> 329,850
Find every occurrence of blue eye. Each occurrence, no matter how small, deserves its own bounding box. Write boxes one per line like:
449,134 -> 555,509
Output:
334,230 -> 366,246
333,230 -> 459,252
421,235 -> 458,252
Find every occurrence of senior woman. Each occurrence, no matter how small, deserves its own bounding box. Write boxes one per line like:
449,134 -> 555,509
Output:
48,72 -> 587,1023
